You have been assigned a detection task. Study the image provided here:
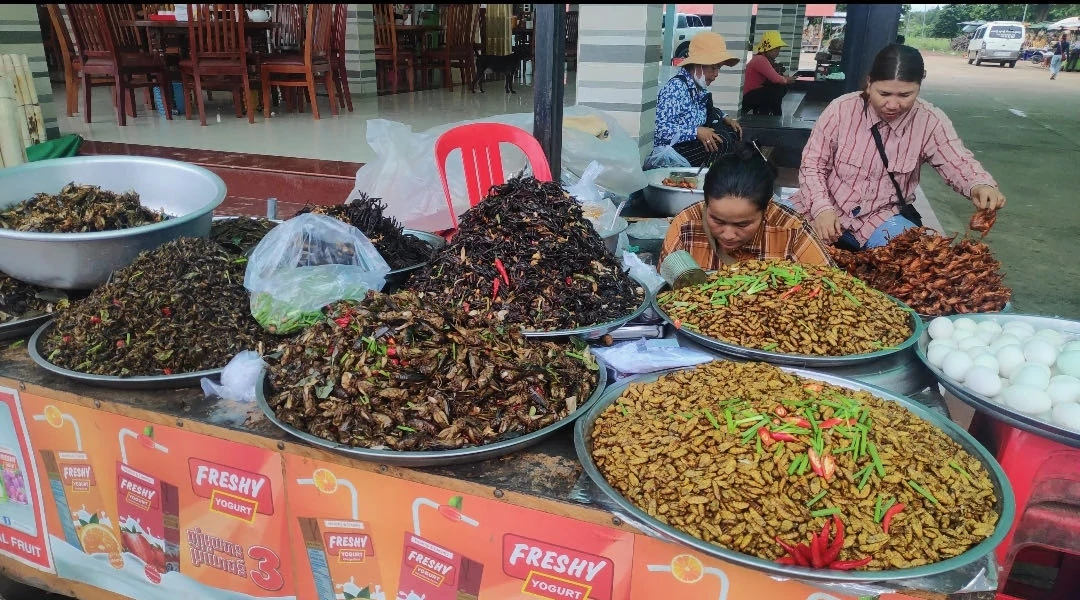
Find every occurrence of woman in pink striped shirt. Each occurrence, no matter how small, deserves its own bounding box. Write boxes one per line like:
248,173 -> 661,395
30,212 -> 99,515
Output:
792,45 -> 1006,250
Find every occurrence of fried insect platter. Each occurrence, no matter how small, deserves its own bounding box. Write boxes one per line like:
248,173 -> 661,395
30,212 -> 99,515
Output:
263,291 -> 604,463
0,183 -> 167,233
577,361 -> 1010,580
655,259 -> 917,363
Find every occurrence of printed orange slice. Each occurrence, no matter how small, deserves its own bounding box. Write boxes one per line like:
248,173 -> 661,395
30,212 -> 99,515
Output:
44,405 -> 64,428
79,523 -> 124,569
670,553 -> 704,584
312,467 -> 338,495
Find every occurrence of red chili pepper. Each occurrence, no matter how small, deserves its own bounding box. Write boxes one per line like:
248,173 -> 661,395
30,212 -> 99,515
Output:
823,516 -> 845,565
89,315 -> 101,324
822,454 -> 837,481
116,340 -> 125,349
62,335 -> 72,344
774,537 -> 810,567
829,556 -> 873,571
779,284 -> 803,300
803,383 -> 823,393
565,276 -> 574,285
494,258 -> 510,285
113,298 -> 122,307
783,415 -> 812,429
808,448 -> 824,477
771,431 -> 799,443
758,427 -> 776,447
162,368 -> 173,375
776,556 -> 799,566
882,503 -> 906,534
673,318 -> 682,329
334,316 -> 351,328
808,285 -> 822,299
492,277 -> 501,300
462,302 -> 470,313
810,527 -> 826,568
819,418 -> 844,429
386,347 -> 397,357
773,406 -> 788,417
161,307 -> 172,317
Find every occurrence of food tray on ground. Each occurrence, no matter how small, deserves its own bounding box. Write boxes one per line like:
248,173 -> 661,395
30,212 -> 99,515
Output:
28,321 -> 223,390
573,363 -> 1015,583
0,156 -> 226,289
256,359 -> 608,467
521,281 -> 651,341
915,313 -> 1080,449
652,284 -> 923,367
0,314 -> 52,342
642,168 -> 706,217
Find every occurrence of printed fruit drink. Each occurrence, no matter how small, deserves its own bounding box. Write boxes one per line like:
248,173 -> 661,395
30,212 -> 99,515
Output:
397,496 -> 483,600
114,426 -> 178,584
33,405 -> 124,568
0,447 -> 28,505
297,468 -> 386,600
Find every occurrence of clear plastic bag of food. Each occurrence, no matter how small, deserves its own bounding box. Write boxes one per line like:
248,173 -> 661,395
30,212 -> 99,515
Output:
643,145 -> 691,170
564,160 -> 619,234
244,213 -> 391,334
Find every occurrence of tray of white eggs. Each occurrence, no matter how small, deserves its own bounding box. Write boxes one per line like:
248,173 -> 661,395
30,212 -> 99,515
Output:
915,314 -> 1080,448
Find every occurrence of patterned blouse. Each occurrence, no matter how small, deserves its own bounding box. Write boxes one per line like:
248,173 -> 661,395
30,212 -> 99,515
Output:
655,69 -> 726,147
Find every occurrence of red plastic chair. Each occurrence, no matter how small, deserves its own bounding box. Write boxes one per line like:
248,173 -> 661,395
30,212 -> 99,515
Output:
434,122 -> 553,228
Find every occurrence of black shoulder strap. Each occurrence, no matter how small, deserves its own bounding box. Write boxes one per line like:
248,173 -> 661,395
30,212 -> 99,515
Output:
870,124 -> 906,204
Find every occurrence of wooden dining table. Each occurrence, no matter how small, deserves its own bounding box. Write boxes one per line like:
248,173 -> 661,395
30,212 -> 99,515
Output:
127,19 -> 279,58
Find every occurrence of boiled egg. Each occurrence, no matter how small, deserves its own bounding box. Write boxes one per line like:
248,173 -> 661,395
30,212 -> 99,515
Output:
953,317 -> 978,332
1023,338 -> 1059,367
927,317 -> 955,340
1052,403 -> 1080,432
1003,322 -> 1035,339
942,350 -> 974,381
1056,351 -> 1080,379
958,336 -> 989,353
1011,363 -> 1052,390
926,342 -> 953,369
964,366 -> 1002,397
1035,328 -> 1064,347
1001,384 -> 1052,415
1047,375 -> 1080,406
989,335 -> 1022,354
972,353 -> 1000,374
1062,340 -> 1080,354
996,345 -> 1027,379
976,320 -> 1003,339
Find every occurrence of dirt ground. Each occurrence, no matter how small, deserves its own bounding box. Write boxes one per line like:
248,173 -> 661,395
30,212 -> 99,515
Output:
914,53 -> 1080,320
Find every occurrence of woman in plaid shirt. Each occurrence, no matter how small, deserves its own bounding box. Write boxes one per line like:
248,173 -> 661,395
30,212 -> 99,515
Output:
660,143 -> 832,270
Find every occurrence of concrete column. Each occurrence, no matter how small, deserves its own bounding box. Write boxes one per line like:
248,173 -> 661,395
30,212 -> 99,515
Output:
575,4 -> 662,161
841,4 -> 901,94
789,4 -> 807,73
0,4 -> 58,139
755,4 -> 784,40
349,4 -> 378,98
778,5 -> 799,71
710,4 -> 754,114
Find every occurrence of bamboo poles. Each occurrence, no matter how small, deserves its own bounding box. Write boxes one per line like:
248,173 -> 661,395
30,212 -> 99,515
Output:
0,53 -> 46,152
0,75 -> 27,167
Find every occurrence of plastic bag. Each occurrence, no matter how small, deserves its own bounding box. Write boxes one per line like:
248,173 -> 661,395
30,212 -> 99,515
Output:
244,213 -> 391,334
565,160 -> 620,234
621,251 -> 666,295
643,145 -> 691,170
626,218 -> 671,241
200,351 -> 265,404
592,338 -> 715,376
346,106 -> 648,232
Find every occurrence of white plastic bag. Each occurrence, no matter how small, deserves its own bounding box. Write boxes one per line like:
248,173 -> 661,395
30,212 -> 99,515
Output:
643,145 -> 691,170
244,213 -> 391,334
626,218 -> 671,241
622,250 -> 666,295
592,338 -> 715,376
200,351 -> 265,404
565,160 -> 620,234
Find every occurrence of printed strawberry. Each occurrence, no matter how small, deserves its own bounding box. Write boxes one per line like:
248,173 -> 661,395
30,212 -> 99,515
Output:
151,544 -> 166,571
144,563 -> 162,584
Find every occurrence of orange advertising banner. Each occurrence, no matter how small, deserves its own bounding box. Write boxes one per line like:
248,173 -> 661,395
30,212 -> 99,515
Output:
0,386 -> 53,573
284,454 -> 637,600
21,393 -> 295,599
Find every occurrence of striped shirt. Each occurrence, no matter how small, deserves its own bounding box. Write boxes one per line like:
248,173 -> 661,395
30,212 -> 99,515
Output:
659,202 -> 833,271
791,92 -> 997,245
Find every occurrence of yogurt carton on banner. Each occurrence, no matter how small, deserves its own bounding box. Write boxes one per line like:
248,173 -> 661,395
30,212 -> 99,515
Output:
295,468 -> 385,600
502,534 -> 616,600
32,404 -> 122,565
114,426 -> 179,584
0,446 -> 28,505
396,497 -> 483,600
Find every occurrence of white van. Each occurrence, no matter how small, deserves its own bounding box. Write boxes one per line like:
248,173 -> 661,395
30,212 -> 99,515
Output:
967,21 -> 1026,67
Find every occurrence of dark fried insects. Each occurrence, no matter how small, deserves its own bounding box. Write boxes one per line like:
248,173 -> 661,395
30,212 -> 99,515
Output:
210,217 -> 278,256
295,194 -> 433,270
267,291 -> 599,451
42,237 -> 274,376
0,182 -> 166,233
407,176 -> 644,331
0,276 -> 57,323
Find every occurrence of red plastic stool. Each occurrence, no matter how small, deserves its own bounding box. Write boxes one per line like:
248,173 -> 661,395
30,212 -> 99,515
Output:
998,502 -> 1080,600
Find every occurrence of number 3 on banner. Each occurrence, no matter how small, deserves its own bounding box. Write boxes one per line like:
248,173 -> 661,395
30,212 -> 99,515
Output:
248,545 -> 285,591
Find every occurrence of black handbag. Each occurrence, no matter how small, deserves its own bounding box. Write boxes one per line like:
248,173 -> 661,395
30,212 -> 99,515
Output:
870,124 -> 923,227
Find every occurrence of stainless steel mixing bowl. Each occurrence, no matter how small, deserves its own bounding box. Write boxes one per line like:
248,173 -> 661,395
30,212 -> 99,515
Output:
0,155 -> 226,289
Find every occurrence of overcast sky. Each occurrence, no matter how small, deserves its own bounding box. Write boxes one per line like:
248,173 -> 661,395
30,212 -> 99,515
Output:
910,4 -> 943,11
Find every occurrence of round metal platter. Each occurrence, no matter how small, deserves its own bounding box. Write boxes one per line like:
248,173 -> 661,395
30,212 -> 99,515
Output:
521,278 -> 651,341
574,363 -> 1015,583
917,301 -> 1013,323
257,358 -> 608,467
652,285 -> 924,367
0,313 -> 52,342
28,321 -> 223,390
915,312 -> 1080,449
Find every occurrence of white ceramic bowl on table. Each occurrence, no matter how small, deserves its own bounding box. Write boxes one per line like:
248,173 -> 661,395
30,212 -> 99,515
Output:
641,167 -> 707,217
0,156 -> 226,290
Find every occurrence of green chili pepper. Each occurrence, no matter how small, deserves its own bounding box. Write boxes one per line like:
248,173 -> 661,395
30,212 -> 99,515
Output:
806,490 -> 828,507
908,480 -> 940,505
704,409 -> 720,429
811,507 -> 841,518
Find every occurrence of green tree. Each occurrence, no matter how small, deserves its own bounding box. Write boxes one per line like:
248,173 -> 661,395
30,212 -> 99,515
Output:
930,4 -> 974,38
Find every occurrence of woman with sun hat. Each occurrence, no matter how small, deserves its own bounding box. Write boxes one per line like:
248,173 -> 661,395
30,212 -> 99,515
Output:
742,30 -> 796,116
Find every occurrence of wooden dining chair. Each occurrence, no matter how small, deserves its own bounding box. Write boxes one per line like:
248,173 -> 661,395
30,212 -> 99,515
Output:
373,3 -> 416,94
180,4 -> 253,125
428,4 -> 477,91
260,3 -> 337,120
66,3 -> 173,126
329,3 -> 353,112
45,4 -> 112,117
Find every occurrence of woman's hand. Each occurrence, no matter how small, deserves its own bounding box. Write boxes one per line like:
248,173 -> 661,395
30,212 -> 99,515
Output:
723,117 -> 743,139
696,126 -> 723,153
970,184 -> 1006,210
812,209 -> 844,243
